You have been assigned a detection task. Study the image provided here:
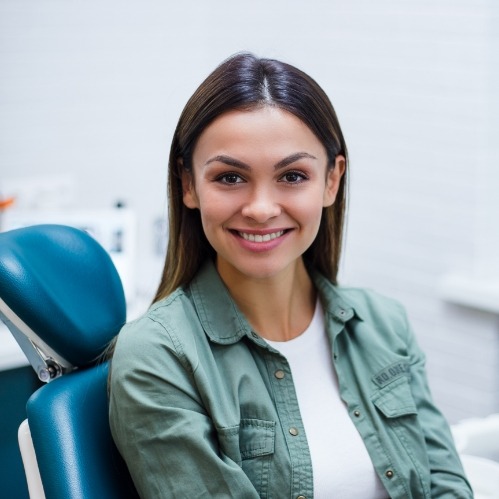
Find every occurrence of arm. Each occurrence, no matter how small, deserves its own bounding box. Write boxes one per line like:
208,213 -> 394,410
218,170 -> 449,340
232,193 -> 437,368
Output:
402,310 -> 474,497
108,318 -> 260,499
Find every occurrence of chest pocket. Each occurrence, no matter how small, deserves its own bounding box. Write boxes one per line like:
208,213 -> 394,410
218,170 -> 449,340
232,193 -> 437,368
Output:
371,376 -> 418,418
371,376 -> 431,496
218,418 -> 275,497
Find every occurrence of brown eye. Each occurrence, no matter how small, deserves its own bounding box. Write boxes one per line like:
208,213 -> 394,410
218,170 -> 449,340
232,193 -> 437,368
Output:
217,173 -> 244,185
280,171 -> 307,184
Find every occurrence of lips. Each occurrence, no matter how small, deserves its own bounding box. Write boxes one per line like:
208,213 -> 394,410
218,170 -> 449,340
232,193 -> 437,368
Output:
238,230 -> 285,243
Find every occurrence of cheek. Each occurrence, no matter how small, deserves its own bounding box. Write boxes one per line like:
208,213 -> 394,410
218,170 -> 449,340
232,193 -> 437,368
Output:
292,197 -> 326,240
197,194 -> 235,226
291,191 -> 326,221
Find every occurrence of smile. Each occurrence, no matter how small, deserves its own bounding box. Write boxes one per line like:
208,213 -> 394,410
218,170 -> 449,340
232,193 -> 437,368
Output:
237,230 -> 285,242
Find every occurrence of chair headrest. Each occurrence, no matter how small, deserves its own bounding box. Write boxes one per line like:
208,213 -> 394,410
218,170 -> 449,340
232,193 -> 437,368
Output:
0,224 -> 126,367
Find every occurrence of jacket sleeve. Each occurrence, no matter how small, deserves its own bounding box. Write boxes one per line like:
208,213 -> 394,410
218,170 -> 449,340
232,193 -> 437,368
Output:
108,318 -> 260,499
401,309 -> 474,498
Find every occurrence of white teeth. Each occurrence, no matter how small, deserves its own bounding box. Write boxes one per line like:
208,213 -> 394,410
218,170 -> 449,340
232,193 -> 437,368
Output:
239,230 -> 285,242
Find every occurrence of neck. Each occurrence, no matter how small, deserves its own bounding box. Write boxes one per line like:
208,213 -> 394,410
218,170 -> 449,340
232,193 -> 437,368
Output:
217,258 -> 316,341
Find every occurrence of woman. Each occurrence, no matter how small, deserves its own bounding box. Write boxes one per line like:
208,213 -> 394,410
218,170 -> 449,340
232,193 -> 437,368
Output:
109,53 -> 472,498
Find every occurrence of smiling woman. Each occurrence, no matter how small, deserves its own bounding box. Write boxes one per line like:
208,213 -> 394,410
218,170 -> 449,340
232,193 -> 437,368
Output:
182,107 -> 344,293
108,53 -> 473,498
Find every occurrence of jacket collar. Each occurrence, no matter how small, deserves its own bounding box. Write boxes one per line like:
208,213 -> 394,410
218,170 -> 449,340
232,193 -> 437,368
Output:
189,260 -> 362,345
189,261 -> 252,345
309,268 -> 363,322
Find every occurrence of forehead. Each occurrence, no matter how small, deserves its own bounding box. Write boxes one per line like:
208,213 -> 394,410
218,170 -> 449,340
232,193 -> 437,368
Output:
192,107 -> 327,164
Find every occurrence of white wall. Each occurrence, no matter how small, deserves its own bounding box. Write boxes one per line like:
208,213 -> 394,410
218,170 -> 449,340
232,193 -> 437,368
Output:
1,0 -> 498,422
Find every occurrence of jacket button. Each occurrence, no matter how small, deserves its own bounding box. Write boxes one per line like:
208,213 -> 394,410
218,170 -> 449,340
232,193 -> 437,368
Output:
289,427 -> 299,436
385,470 -> 394,479
274,370 -> 285,379
353,410 -> 361,417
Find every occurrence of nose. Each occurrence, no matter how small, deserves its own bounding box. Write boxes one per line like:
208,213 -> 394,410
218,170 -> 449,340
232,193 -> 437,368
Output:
241,186 -> 281,223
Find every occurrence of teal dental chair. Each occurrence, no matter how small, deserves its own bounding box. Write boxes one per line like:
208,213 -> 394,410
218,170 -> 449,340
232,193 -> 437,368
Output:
0,224 -> 139,499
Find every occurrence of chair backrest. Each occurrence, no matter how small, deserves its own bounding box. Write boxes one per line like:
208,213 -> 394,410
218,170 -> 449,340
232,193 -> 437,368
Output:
0,224 -> 139,499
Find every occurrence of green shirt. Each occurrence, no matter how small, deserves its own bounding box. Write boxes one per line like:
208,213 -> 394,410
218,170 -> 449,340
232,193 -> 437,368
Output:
109,261 -> 472,498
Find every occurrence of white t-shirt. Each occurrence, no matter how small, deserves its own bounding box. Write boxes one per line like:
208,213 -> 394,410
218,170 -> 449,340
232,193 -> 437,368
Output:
266,300 -> 388,499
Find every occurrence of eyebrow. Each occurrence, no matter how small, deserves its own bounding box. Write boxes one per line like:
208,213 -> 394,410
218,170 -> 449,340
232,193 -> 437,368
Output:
204,152 -> 318,171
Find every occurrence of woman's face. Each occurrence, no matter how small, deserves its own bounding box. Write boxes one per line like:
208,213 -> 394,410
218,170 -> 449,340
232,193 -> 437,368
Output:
183,106 -> 345,282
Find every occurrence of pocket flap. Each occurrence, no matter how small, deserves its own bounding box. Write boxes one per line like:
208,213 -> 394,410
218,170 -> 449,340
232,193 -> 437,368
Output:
372,377 -> 418,418
239,419 -> 275,459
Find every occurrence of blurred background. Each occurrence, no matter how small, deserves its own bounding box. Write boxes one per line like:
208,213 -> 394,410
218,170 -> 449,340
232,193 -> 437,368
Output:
1,0 -> 498,495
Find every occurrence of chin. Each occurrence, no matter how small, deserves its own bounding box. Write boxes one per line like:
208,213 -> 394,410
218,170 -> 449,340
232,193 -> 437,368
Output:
219,256 -> 303,282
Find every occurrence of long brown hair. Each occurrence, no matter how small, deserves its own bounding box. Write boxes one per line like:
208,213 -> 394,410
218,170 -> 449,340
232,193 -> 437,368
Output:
154,52 -> 348,302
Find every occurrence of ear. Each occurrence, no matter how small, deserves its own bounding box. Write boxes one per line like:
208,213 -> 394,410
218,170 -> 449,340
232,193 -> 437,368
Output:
181,162 -> 199,209
323,155 -> 346,207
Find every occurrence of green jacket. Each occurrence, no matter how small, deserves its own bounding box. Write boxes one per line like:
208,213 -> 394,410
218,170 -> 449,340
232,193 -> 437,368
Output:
109,261 -> 472,498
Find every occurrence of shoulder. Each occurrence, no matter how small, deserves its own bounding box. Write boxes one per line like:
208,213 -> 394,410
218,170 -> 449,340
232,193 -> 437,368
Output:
335,287 -> 422,358
312,269 -> 407,325
112,287 -> 203,374
117,288 -> 192,345
320,279 -> 413,341
321,285 -> 426,366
